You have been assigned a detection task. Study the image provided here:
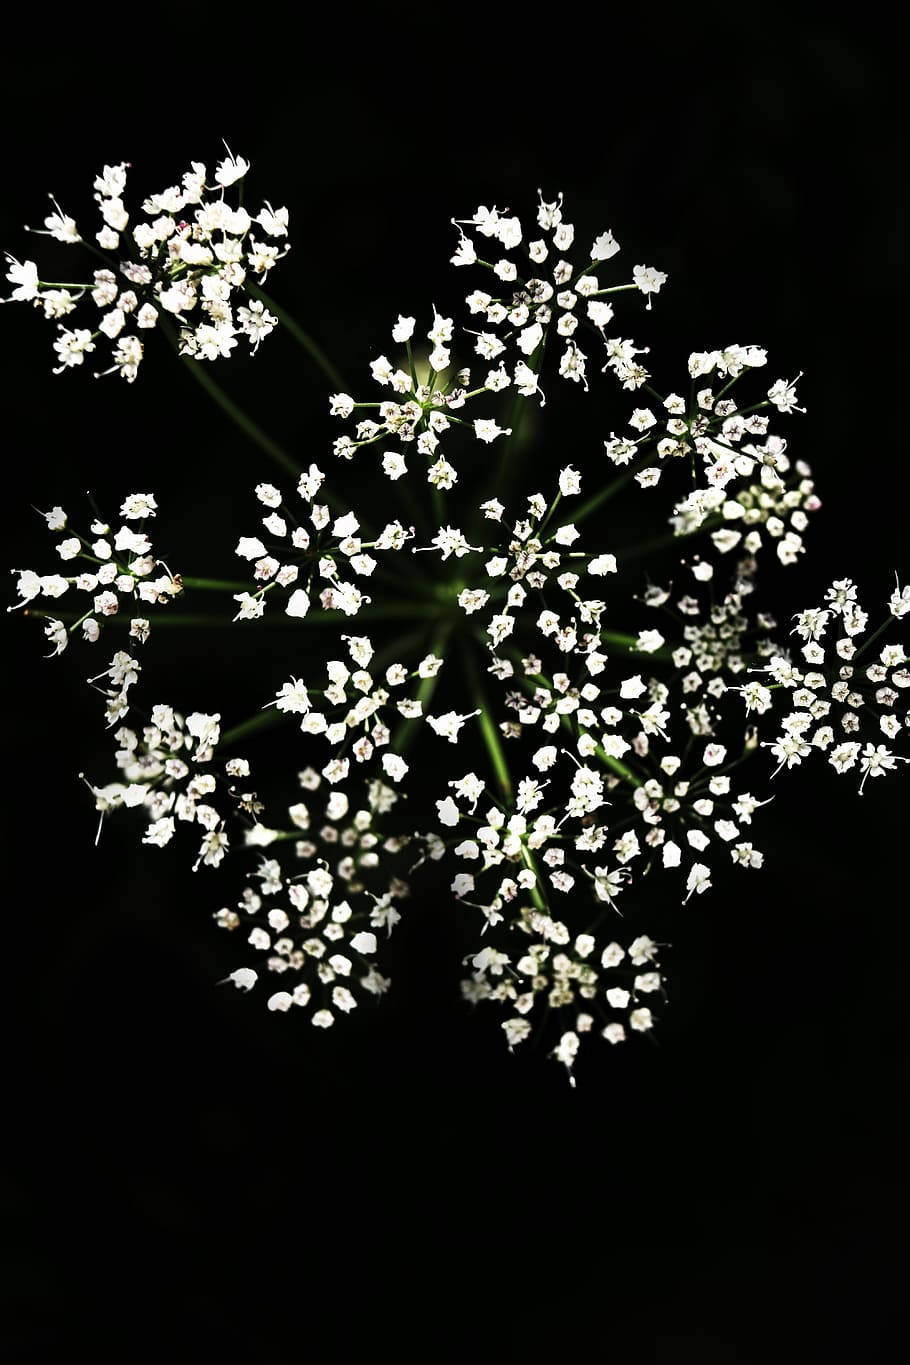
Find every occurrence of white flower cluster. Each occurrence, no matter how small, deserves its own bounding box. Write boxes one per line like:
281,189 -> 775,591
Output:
232,472 -> 411,621
591,345 -> 819,564
425,502 -> 780,1074
416,467 -> 612,650
450,190 -> 667,386
462,927 -> 664,1079
11,175 -> 910,1082
87,704 -> 235,864
327,191 -> 667,486
264,632 -> 449,787
8,492 -> 180,675
753,578 -> 910,791
216,770 -> 411,1025
3,147 -> 286,380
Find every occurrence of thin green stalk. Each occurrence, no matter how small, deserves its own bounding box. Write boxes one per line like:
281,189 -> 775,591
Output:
461,644 -> 512,799
220,708 -> 286,748
245,282 -> 346,388
519,845 -> 549,913
393,623 -> 453,756
571,456 -> 651,528
459,647 -> 549,911
182,576 -> 252,592
178,355 -> 301,477
619,530 -> 683,560
854,616 -> 893,661
500,644 -> 642,788
599,630 -> 675,664
220,625 -> 436,753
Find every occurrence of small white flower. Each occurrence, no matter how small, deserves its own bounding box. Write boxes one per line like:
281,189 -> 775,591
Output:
226,968 -> 257,992
392,315 -> 415,343
5,256 -> 39,302
285,588 -> 311,618
236,536 -> 267,560
474,419 -> 512,444
685,864 -> 712,901
214,145 -> 251,186
427,710 -> 480,743
591,230 -> 620,261
632,264 -> 668,307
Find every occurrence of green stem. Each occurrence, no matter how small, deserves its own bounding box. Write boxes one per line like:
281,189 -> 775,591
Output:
461,644 -> 512,799
519,845 -> 549,913
178,356 -> 301,477
620,530 -> 684,560
182,576 -> 252,592
599,630 -> 675,663
501,646 -> 642,788
854,617 -> 893,661
220,708 -> 285,748
393,623 -> 453,756
245,282 -> 346,389
571,455 -> 651,528
219,624 -> 434,753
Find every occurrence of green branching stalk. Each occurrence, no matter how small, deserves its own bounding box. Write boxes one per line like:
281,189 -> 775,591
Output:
181,576 -> 252,592
245,282 -> 345,389
460,646 -> 550,910
219,708 -> 286,749
500,644 -> 643,789
571,457 -> 651,528
461,643 -> 512,800
220,625 -> 432,753
393,623 -> 454,756
599,629 -> 675,664
177,355 -> 302,477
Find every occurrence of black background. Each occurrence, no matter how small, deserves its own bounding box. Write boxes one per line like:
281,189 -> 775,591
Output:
2,14 -> 907,1360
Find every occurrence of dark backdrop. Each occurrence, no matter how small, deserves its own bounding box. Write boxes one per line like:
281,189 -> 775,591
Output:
2,14 -> 907,1361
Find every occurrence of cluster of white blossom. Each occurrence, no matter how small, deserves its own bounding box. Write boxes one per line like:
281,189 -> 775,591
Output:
216,768 -> 411,1024
416,466 -> 612,650
2,147 -> 285,380
86,705 -> 237,862
10,176 -> 909,1081
8,492 -> 180,674
232,471 -> 412,621
596,346 -> 820,563
450,191 -> 667,388
422,485 -> 785,1074
327,192 -> 669,486
748,578 -> 910,791
262,631 -> 453,787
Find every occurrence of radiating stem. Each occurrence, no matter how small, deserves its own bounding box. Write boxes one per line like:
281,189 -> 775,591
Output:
182,576 -> 251,592
461,649 -> 549,911
220,708 -> 285,748
178,355 -> 301,477
599,629 -> 675,663
220,625 -> 434,753
854,616 -> 892,661
619,530 -> 683,560
461,643 -> 512,800
393,623 -> 453,756
501,645 -> 642,787
571,456 -> 651,528
245,282 -> 346,389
